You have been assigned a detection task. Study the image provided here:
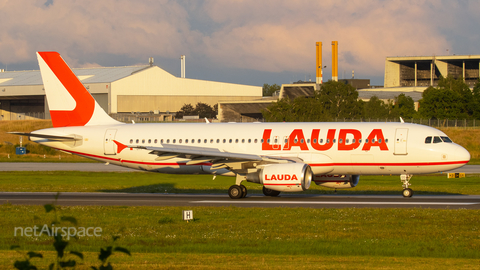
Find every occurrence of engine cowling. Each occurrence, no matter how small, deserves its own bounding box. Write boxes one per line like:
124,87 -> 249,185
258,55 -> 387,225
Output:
313,174 -> 359,189
248,163 -> 313,192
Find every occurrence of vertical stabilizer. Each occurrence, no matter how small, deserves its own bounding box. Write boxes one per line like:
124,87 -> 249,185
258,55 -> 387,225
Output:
37,51 -> 122,127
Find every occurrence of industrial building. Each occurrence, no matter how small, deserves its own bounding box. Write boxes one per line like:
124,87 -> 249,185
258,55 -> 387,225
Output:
385,55 -> 480,88
0,62 -> 261,121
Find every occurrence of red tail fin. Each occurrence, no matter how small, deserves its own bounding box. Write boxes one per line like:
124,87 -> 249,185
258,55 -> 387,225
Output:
37,52 -> 121,127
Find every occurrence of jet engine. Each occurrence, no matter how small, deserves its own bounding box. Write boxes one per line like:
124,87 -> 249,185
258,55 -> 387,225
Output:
247,163 -> 313,192
313,174 -> 360,189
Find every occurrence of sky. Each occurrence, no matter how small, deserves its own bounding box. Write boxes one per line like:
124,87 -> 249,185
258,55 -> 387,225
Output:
1,0 -> 479,87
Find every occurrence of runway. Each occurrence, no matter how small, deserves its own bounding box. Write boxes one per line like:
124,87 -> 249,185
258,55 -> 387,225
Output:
1,192 -> 479,209
1,163 -> 478,209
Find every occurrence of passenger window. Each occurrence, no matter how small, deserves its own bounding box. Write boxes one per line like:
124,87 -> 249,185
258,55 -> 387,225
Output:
154,139 -> 158,144
339,139 -> 343,144
320,139 -> 324,143
166,139 -> 170,143
216,139 -> 220,143
148,139 -> 151,144
248,139 -> 251,143
235,139 -> 239,143
333,139 -> 336,143
385,139 -> 388,143
261,139 -> 264,143
242,139 -> 245,143
433,136 -> 442,143
326,139 -> 330,143
365,139 -> 369,143
441,136 -> 453,143
346,139 -> 349,144
160,139 -> 163,144
223,139 -> 226,143
130,139 -> 133,144
294,139 -> 298,143
173,139 -> 176,143
210,139 -> 213,143
198,139 -> 201,143
142,139 -> 145,144
255,139 -> 258,143
372,139 -> 375,143
229,139 -> 233,143
352,139 -> 355,143
300,139 -> 304,143
179,139 -> 182,143
359,139 -> 362,143
425,136 -> 432,143
378,139 -> 382,143
307,139 -> 310,143
313,139 -> 317,143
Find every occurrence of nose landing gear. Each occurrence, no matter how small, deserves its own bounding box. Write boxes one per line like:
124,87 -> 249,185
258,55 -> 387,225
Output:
401,174 -> 413,197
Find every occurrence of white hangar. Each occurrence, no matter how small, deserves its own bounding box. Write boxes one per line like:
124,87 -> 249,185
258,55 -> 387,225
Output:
0,63 -> 261,121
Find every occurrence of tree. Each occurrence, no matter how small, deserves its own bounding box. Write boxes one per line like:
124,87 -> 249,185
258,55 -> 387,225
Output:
317,80 -> 363,120
194,102 -> 216,118
263,83 -> 281,96
391,93 -> 416,119
418,75 -> 472,119
175,103 -> 217,119
363,96 -> 389,119
262,80 -> 363,122
175,104 -> 195,119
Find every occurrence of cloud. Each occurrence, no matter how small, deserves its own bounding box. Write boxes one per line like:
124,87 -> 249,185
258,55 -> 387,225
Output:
0,0 -> 479,82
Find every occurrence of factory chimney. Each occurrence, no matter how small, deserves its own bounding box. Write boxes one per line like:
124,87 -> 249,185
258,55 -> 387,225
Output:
331,41 -> 338,82
316,42 -> 323,84
180,55 -> 186,78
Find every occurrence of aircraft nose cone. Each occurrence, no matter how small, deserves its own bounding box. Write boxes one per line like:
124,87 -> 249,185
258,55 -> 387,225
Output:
454,145 -> 470,164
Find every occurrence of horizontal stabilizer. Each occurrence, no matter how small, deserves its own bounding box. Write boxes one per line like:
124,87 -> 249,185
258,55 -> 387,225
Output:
8,132 -> 82,141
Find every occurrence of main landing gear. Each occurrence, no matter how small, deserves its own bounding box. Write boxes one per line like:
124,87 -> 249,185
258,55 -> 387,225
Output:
228,174 -> 248,199
401,174 -> 413,197
228,184 -> 247,199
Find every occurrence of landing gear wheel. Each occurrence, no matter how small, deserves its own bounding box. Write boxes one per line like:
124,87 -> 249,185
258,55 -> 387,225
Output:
402,188 -> 413,198
240,185 -> 247,198
262,186 -> 281,197
228,185 -> 243,199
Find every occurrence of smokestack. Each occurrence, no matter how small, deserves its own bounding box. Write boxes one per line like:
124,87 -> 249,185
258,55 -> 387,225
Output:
180,55 -> 186,78
331,41 -> 338,82
316,42 -> 323,84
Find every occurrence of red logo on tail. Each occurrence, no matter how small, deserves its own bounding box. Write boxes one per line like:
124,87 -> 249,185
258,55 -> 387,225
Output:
38,52 -> 95,127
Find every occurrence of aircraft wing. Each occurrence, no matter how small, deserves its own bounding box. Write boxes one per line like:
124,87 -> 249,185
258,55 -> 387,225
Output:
121,141 -> 296,170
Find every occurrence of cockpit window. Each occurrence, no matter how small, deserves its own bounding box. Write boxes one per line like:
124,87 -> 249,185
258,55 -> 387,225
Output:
433,136 -> 443,143
425,136 -> 432,143
441,136 -> 453,143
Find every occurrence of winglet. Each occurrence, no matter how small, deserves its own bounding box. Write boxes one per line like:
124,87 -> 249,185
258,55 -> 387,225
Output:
37,52 -> 122,127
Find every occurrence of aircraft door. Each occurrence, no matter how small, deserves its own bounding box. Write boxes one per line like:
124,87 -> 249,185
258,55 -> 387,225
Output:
394,128 -> 408,155
104,129 -> 117,155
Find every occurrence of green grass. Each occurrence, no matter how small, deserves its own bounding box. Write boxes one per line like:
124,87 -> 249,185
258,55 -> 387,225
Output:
0,171 -> 479,195
1,205 -> 479,268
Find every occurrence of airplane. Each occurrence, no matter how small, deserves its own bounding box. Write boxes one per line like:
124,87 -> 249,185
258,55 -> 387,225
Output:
10,52 -> 470,199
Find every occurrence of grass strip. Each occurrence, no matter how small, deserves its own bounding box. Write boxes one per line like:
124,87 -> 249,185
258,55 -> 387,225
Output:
1,205 -> 479,267
0,171 -> 479,195
2,251 -> 480,269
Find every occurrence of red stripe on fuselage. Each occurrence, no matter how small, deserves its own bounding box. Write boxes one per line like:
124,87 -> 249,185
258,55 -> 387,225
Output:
57,149 -> 468,169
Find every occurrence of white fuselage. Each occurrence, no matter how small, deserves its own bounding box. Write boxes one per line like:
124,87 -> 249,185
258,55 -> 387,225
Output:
30,122 -> 470,176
